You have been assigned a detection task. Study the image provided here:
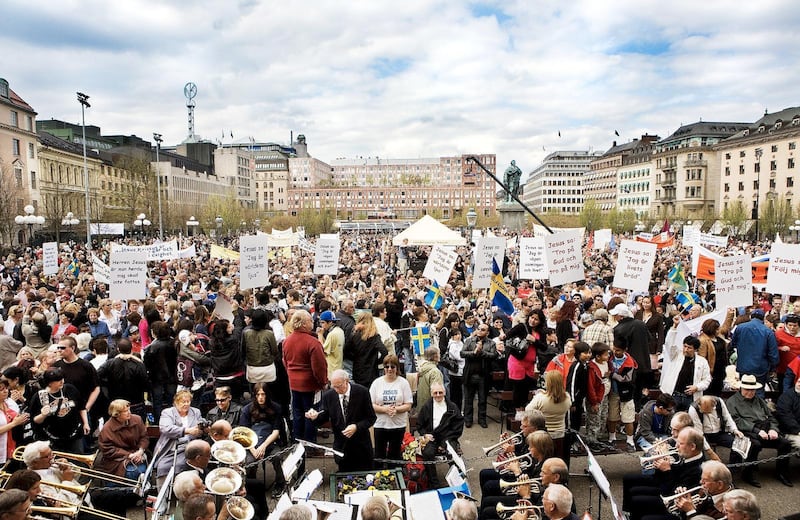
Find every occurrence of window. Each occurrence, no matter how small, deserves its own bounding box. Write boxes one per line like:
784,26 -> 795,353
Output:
25,116 -> 32,131
739,165 -> 745,174
725,153 -> 731,160
754,162 -> 760,173
14,166 -> 22,188
12,139 -> 20,156
725,166 -> 730,176
724,183 -> 730,192
787,177 -> 794,188
790,142 -> 797,150
769,179 -> 776,189
771,160 -> 777,171
28,143 -> 34,159
740,151 -> 746,158
30,171 -> 36,189
754,180 -> 759,190
10,110 -> 18,127
772,145 -> 779,152
789,158 -> 795,169
738,182 -> 744,191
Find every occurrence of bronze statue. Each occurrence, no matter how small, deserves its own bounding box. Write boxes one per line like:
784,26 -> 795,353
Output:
503,160 -> 522,203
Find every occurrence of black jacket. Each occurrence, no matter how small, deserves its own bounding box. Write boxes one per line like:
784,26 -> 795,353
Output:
347,332 -> 388,388
98,355 -> 150,404
776,388 -> 800,435
144,338 -> 178,385
416,398 -> 464,443
613,317 -> 652,373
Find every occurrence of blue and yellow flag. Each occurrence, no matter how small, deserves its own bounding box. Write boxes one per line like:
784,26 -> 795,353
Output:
66,258 -> 80,278
490,258 -> 515,316
668,261 -> 689,292
676,291 -> 701,312
411,326 -> 431,356
424,280 -> 444,310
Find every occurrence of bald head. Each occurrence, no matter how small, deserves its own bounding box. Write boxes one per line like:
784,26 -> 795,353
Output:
185,440 -> 211,469
210,420 -> 233,442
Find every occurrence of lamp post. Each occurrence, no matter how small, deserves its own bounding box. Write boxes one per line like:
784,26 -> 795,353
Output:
77,92 -> 92,249
240,220 -> 247,234
186,216 -> 199,237
254,218 -> 261,233
790,220 -> 800,243
134,213 -> 151,239
153,133 -> 164,240
15,204 -> 44,247
466,207 -> 477,242
215,216 -> 223,242
61,211 -> 79,242
754,148 -> 763,240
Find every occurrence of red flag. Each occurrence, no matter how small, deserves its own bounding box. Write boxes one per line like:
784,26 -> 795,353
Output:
661,218 -> 671,233
587,231 -> 594,250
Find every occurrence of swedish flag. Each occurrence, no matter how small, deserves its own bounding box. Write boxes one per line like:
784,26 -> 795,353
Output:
676,291 -> 701,312
424,280 -> 444,310
668,261 -> 688,292
66,258 -> 80,278
411,326 -> 431,356
490,258 -> 515,316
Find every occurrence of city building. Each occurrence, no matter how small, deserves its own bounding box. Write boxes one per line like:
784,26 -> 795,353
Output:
289,153 -> 497,220
714,106 -> 800,234
213,146 -> 256,209
651,121 -> 748,218
0,78 -> 39,244
522,151 -> 601,214
289,135 -> 331,188
617,135 -> 659,217
586,141 -> 637,211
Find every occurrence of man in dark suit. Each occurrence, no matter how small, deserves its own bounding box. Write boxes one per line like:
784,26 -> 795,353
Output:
306,369 -> 376,471
416,382 -> 464,487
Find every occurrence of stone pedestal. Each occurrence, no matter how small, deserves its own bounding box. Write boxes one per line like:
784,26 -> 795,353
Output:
497,201 -> 526,232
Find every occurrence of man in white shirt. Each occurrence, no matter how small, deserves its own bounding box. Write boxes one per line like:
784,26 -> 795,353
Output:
689,395 -> 748,466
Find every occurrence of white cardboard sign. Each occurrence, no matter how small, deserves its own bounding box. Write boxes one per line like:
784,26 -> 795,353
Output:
109,251 -> 148,301
42,242 -> 58,276
766,242 -> 800,295
714,254 -> 752,309
544,229 -> 585,286
422,245 -> 459,287
518,237 -> 549,280
239,234 -> 269,290
313,234 -> 340,275
612,240 -> 657,293
91,254 -> 111,285
472,237 -> 506,289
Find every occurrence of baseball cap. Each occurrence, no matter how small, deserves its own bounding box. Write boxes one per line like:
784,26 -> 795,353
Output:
127,325 -> 140,335
319,310 -> 339,322
609,303 -> 631,318
750,308 -> 765,319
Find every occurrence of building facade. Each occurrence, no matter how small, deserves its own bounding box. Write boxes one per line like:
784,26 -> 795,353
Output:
651,122 -> 748,218
213,146 -> 256,209
617,135 -> 659,217
522,151 -> 601,214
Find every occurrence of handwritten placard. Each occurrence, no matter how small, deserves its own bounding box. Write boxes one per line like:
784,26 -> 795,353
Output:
91,254 -> 111,285
313,234 -> 340,275
612,240 -> 657,292
519,237 -> 549,280
683,226 -> 700,247
239,234 -> 269,290
111,240 -> 180,261
178,244 -> 196,258
544,229 -> 585,286
423,245 -> 459,287
42,242 -> 58,276
766,242 -> 800,295
109,251 -> 148,301
714,254 -> 752,308
472,237 -> 506,289
594,229 -> 612,250
698,232 -> 728,248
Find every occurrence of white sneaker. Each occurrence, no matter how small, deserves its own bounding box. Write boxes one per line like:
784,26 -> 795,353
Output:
191,379 -> 205,392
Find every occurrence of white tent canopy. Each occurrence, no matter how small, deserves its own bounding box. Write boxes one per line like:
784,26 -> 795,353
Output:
391,215 -> 466,246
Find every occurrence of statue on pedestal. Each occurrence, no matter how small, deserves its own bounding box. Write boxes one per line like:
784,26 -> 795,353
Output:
502,160 -> 522,203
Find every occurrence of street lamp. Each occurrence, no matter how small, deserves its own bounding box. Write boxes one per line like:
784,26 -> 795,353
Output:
186,216 -> 199,237
215,216 -> 223,241
15,204 -> 44,247
153,133 -> 164,240
134,213 -> 151,238
61,211 -> 79,242
754,148 -> 763,240
240,220 -> 247,234
466,207 -> 477,242
790,220 -> 800,243
254,218 -> 261,232
77,91 -> 92,249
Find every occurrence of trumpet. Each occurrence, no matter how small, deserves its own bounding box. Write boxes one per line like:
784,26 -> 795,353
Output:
639,449 -> 680,470
499,477 -> 542,496
661,486 -> 707,515
483,431 -> 524,456
496,500 -> 543,520
492,453 -> 533,474
644,436 -> 673,456
11,447 -> 142,489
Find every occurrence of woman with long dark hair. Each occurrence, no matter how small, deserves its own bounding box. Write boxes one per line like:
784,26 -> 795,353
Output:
634,295 -> 665,364
239,382 -> 285,494
209,317 -> 245,401
553,300 -> 580,349
501,309 -> 547,413
143,321 -> 177,418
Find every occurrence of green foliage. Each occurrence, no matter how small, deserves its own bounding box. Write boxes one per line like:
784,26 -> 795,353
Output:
722,200 -> 748,236
579,199 -> 603,231
759,197 -> 793,239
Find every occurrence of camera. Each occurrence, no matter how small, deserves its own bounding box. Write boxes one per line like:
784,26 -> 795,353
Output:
198,418 -> 212,432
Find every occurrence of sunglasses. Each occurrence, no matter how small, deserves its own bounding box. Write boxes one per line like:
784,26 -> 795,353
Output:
56,346 -> 67,350
215,398 -> 229,403
385,365 -> 397,369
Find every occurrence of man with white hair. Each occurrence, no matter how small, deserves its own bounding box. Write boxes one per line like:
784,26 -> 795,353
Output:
22,441 -> 81,504
448,498 -> 478,520
360,495 -> 390,520
541,484 -> 578,520
172,470 -> 204,502
306,369 -> 376,471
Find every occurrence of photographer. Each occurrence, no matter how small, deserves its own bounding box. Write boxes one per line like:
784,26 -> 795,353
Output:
151,390 -> 206,488
21,304 -> 51,358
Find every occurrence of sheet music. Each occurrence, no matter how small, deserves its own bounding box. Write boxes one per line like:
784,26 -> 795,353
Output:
282,443 -> 305,481
445,466 -> 466,488
406,490 -> 446,520
446,441 -> 467,475
304,499 -> 355,520
292,469 -> 323,501
732,435 -> 752,458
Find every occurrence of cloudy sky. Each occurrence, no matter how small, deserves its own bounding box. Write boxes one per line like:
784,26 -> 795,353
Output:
3,0 -> 800,177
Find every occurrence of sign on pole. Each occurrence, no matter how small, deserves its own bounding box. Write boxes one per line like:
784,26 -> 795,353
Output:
544,229 -> 584,286
313,234 -> 340,275
423,245 -> 459,287
91,254 -> 111,285
239,234 -> 269,290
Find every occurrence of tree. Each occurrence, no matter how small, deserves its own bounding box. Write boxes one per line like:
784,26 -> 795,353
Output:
722,200 -> 748,237
579,198 -> 603,231
0,159 -> 22,247
760,196 -> 793,239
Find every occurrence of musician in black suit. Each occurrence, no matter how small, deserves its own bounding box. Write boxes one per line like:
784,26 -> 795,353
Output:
306,369 -> 377,471
673,460 -> 732,520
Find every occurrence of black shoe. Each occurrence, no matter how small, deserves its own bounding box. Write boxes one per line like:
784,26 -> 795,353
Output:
271,484 -> 286,499
743,475 -> 761,488
479,421 -> 488,429
465,421 -> 473,428
778,474 -> 794,487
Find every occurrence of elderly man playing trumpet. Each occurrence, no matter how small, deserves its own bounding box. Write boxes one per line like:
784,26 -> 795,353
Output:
670,460 -> 732,520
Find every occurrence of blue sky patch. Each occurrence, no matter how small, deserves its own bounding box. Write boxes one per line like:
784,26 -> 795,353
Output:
614,39 -> 671,56
370,57 -> 411,78
470,3 -> 512,24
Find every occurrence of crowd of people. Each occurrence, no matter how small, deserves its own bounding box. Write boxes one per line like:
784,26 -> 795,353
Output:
0,228 -> 794,520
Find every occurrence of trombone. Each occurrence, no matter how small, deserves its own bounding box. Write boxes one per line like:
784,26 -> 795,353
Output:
661,486 -> 708,515
32,503 -> 130,520
483,431 -> 524,456
11,447 -> 143,489
0,471 -> 88,497
492,453 -> 533,475
639,449 -> 680,470
499,477 -> 542,496
496,500 -> 543,520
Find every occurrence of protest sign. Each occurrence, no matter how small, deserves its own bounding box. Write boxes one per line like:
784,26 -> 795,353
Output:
714,254 -> 752,309
518,237 -> 549,280
594,229 -> 612,250
178,244 -> 196,258
612,240 -> 657,292
683,226 -> 700,247
314,234 -> 340,275
91,254 -> 111,285
239,234 -> 269,290
544,229 -> 584,286
423,245 -> 459,287
766,242 -> 800,295
42,242 -> 58,276
111,240 -> 180,261
698,232 -> 728,248
472,237 -> 506,289
109,251 -> 148,301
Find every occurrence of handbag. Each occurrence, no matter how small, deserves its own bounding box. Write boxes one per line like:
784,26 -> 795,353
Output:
176,357 -> 195,386
246,363 -> 277,383
506,336 -> 529,360
438,350 -> 458,372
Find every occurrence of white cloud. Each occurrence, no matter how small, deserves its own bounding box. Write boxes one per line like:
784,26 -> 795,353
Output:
2,0 -> 800,175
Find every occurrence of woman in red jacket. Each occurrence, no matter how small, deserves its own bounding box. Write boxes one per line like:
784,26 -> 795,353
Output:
585,342 -> 612,452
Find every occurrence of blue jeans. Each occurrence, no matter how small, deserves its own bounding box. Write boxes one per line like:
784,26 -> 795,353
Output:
291,390 -> 317,442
